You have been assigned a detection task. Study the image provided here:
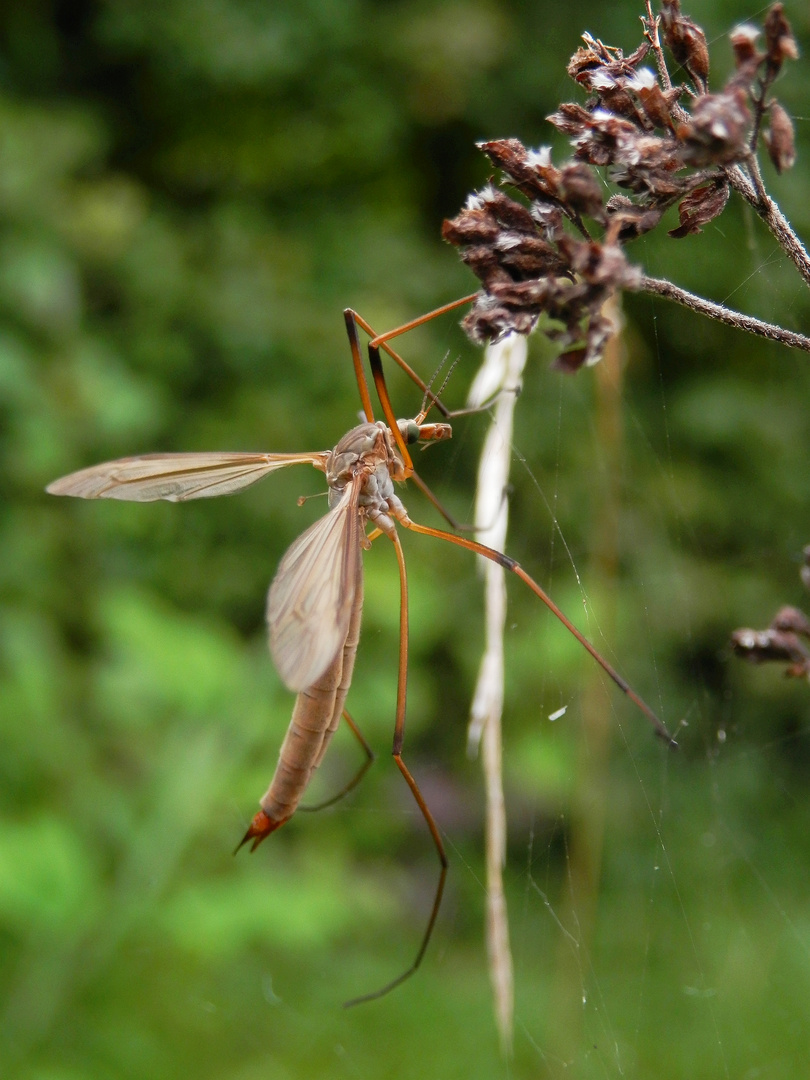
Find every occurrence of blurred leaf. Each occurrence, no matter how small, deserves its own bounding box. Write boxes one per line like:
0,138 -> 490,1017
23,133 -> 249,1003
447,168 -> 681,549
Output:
0,235 -> 81,337
94,586 -> 251,724
159,852 -> 394,958
0,815 -> 98,933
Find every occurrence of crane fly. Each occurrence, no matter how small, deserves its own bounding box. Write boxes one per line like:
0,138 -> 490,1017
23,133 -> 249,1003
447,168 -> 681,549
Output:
47,296 -> 676,1005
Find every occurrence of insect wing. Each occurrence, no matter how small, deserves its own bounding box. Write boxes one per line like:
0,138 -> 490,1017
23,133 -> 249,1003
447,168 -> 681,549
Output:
267,482 -> 362,692
46,451 -> 330,502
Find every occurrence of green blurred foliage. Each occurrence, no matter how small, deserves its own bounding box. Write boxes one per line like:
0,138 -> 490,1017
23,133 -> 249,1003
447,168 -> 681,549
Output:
2,0 -> 810,1077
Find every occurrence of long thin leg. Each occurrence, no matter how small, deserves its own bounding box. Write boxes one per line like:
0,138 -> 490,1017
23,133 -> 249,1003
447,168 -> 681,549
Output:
370,339 -> 416,471
350,315 -> 511,533
342,307 -> 417,471
299,710 -> 376,813
348,294 -> 478,419
409,470 -> 509,534
369,294 -> 479,350
365,329 -> 509,495
346,298 -> 508,499
362,334 -> 511,535
343,310 -> 375,423
402,519 -> 678,747
346,308 -> 452,472
344,529 -> 448,1008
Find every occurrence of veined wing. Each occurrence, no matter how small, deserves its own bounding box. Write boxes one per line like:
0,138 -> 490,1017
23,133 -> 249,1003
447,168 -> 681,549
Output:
267,481 -> 362,692
46,451 -> 330,502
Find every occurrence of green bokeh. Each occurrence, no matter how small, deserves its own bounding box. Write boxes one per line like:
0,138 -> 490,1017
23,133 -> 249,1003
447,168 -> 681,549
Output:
2,1 -> 810,1077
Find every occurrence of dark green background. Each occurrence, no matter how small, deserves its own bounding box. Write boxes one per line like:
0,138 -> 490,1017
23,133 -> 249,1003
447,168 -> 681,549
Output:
2,1 -> 810,1077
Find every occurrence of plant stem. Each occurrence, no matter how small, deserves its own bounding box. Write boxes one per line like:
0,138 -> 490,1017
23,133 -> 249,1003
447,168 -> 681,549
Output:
637,275 -> 810,351
467,332 -> 528,1056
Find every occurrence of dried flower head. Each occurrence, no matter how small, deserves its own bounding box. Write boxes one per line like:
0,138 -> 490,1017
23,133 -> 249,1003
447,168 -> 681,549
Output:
731,624 -> 810,678
676,89 -> 751,166
444,2 -> 799,367
442,176 -> 640,368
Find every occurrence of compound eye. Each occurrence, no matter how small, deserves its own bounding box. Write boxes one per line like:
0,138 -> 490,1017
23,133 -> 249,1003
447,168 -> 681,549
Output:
399,420 -> 421,445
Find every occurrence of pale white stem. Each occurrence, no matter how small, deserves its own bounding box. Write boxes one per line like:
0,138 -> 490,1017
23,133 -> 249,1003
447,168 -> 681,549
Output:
466,332 -> 527,1054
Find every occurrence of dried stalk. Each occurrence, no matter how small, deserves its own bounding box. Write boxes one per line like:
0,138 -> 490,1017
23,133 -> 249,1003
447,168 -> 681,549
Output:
467,332 -> 528,1055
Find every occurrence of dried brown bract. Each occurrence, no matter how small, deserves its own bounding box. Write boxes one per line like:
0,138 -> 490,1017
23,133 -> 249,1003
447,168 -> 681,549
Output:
443,2 -> 800,367
660,0 -> 709,89
731,623 -> 810,678
764,3 -> 799,78
732,606 -> 810,679
668,177 -> 730,237
730,23 -> 762,71
732,549 -> 810,680
764,101 -> 796,173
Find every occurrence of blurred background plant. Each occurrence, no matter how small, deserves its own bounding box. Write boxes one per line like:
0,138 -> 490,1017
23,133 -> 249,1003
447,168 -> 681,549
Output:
1,1 -> 810,1078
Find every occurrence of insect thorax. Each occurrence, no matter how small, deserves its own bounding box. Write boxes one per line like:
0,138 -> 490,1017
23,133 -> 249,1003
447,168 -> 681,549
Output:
325,422 -> 409,533
326,423 -> 398,488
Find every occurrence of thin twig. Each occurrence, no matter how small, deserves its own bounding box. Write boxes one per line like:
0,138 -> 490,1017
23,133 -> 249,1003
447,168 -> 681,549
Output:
637,275 -> 810,352
738,152 -> 770,209
641,0 -> 691,122
748,81 -> 768,155
725,164 -> 810,289
643,1 -> 672,93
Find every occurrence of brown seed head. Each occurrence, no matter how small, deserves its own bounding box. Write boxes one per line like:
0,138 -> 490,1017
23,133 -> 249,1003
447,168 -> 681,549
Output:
763,101 -> 796,174
660,0 -> 710,89
764,3 -> 799,78
677,89 -> 750,166
730,23 -> 762,69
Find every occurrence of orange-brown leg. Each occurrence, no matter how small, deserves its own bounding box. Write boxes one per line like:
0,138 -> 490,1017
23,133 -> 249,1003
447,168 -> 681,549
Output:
402,518 -> 678,747
408,470 -> 509,535
345,299 -> 508,530
344,529 -> 449,1007
343,310 -> 376,423
299,710 -> 376,813
346,294 -> 478,419
364,296 -> 516,421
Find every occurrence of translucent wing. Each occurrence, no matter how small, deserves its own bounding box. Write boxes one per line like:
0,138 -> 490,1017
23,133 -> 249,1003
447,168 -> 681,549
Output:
46,451 -> 330,502
267,482 -> 362,692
